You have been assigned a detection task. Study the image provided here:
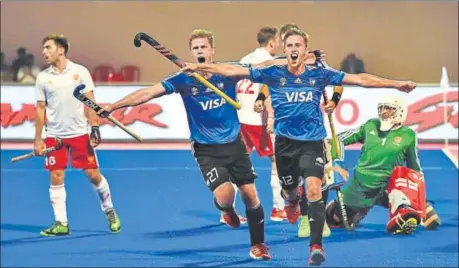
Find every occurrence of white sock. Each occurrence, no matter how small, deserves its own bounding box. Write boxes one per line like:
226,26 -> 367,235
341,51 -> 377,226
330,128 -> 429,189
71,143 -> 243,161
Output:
271,166 -> 285,210
49,184 -> 68,224
92,175 -> 114,212
232,183 -> 238,208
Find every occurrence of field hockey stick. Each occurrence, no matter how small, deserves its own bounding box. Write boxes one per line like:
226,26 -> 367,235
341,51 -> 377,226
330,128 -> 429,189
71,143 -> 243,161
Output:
314,50 -> 355,231
133,32 -> 241,109
322,90 -> 354,231
73,84 -> 143,142
11,138 -> 64,163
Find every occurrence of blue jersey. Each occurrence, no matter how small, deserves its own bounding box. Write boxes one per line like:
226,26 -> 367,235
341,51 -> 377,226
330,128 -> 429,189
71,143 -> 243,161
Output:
249,64 -> 344,141
162,72 -> 241,144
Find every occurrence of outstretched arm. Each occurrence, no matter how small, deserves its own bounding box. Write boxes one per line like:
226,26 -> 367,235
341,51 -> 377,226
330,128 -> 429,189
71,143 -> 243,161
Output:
103,83 -> 167,113
342,73 -> 416,93
182,63 -> 250,78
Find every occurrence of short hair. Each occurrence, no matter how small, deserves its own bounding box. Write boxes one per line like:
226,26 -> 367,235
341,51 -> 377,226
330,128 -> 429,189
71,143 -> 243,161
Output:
42,34 -> 69,55
189,29 -> 215,48
283,28 -> 309,47
257,26 -> 278,47
279,23 -> 299,39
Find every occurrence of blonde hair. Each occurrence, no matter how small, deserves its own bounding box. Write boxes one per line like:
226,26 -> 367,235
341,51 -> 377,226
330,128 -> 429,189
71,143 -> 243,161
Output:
188,29 -> 215,48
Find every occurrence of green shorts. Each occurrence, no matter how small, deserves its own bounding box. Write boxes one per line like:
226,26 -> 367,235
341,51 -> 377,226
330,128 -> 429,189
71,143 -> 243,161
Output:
341,172 -> 387,208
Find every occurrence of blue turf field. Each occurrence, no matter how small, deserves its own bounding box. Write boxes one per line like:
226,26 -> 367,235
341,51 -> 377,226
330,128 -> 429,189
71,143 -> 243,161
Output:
1,149 -> 458,267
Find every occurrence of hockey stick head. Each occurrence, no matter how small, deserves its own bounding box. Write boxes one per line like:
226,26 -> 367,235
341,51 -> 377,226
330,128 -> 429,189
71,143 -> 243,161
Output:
73,84 -> 109,117
134,32 -> 146,47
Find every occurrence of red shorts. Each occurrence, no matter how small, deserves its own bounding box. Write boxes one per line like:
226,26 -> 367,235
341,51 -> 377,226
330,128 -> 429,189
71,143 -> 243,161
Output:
44,134 -> 98,170
240,123 -> 274,157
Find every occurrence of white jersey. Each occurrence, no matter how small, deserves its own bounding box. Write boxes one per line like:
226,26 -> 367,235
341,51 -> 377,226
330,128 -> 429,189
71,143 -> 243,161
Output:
237,48 -> 274,126
35,60 -> 95,138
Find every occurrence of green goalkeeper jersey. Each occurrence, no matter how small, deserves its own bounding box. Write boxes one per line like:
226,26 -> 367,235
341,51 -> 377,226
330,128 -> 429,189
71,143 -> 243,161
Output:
334,118 -> 422,189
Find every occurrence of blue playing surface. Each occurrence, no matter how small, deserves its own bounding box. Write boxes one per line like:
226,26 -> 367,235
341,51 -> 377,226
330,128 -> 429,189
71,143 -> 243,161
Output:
1,149 -> 458,267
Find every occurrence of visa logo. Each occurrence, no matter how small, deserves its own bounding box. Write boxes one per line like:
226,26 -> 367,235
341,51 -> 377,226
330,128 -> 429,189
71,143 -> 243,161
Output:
285,91 -> 313,102
199,98 -> 227,110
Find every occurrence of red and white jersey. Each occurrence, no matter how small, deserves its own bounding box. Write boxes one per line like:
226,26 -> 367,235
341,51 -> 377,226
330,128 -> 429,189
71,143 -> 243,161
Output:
35,60 -> 95,138
237,48 -> 274,126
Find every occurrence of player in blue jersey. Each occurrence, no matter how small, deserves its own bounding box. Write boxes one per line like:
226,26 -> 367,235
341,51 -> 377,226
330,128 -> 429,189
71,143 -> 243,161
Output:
181,28 -> 416,266
273,23 -> 335,239
97,29 -> 270,261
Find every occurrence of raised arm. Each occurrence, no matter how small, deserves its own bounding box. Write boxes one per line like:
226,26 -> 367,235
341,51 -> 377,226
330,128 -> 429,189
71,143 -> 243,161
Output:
104,83 -> 167,113
342,73 -> 416,93
183,63 -> 251,78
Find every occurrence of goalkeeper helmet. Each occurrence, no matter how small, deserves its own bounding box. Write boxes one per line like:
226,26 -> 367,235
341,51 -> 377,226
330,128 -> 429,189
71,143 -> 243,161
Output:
378,93 -> 408,131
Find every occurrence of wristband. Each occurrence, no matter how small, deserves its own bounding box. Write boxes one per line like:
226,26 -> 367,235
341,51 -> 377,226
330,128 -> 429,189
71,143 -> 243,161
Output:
331,92 -> 341,105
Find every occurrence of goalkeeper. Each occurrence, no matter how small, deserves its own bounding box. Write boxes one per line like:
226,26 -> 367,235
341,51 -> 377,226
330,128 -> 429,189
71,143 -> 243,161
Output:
325,93 -> 440,234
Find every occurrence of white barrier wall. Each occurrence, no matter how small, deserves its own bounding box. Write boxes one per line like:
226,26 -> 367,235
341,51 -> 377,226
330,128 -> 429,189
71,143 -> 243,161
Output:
1,85 -> 458,141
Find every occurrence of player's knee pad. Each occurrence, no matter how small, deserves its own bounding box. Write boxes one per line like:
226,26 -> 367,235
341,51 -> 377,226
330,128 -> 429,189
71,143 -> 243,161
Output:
387,166 -> 426,220
423,201 -> 441,230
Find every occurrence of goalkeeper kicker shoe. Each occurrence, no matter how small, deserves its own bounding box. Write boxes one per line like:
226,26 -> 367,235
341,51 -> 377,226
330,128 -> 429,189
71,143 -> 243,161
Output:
40,221 -> 70,236
105,208 -> 121,233
386,206 -> 420,234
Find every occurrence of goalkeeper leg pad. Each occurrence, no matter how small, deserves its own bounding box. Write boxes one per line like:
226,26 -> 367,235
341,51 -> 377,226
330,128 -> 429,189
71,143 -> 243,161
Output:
386,166 -> 425,234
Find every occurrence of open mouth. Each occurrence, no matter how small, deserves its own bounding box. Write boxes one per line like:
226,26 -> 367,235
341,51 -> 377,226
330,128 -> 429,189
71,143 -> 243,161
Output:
291,53 -> 299,61
197,56 -> 205,63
